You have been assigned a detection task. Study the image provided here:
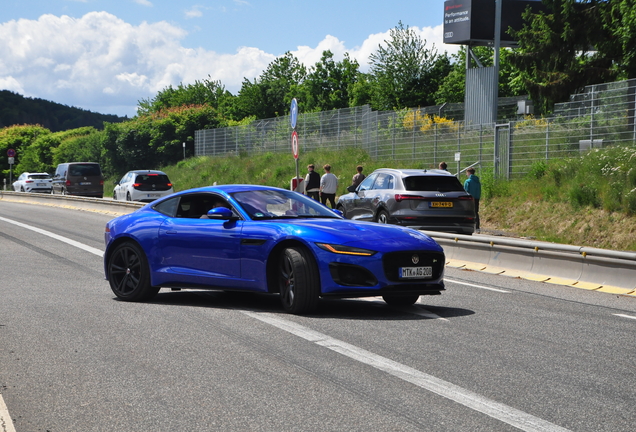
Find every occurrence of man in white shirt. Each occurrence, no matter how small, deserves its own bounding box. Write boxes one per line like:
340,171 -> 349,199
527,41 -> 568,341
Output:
320,164 -> 338,208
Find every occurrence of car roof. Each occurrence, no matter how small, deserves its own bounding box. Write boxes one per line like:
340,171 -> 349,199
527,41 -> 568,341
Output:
372,168 -> 456,177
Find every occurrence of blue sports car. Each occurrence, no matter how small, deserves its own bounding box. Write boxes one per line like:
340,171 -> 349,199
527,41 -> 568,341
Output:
104,185 -> 446,314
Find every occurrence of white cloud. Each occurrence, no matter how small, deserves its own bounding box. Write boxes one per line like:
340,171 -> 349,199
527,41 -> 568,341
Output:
134,0 -> 153,7
0,12 -> 459,117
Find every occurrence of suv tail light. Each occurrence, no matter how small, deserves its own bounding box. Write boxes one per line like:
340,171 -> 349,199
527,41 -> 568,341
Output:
458,195 -> 474,201
394,194 -> 425,202
65,180 -> 72,186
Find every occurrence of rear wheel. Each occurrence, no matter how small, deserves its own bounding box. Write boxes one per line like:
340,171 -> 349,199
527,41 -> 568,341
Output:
112,190 -> 117,200
279,247 -> 320,314
376,209 -> 390,224
382,294 -> 420,306
20,186 -> 25,192
126,192 -> 132,201
107,241 -> 159,301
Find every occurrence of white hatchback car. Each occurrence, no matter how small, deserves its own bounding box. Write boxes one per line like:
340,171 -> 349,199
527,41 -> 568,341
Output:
113,170 -> 174,202
13,172 -> 53,193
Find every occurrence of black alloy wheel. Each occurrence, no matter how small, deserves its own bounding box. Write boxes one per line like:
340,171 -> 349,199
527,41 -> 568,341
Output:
279,247 -> 320,314
107,241 -> 159,301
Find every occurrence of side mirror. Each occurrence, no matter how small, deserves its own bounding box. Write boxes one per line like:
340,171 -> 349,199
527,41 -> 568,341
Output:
346,185 -> 357,193
206,207 -> 234,220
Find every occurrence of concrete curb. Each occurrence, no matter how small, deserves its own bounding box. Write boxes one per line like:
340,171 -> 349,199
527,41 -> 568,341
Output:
427,232 -> 636,295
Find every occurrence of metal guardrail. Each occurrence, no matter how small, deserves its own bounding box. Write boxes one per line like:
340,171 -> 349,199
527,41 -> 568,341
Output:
424,231 -> 636,293
2,190 -> 634,293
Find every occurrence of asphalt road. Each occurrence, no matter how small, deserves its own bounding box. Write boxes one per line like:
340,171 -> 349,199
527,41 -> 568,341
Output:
1,201 -> 635,432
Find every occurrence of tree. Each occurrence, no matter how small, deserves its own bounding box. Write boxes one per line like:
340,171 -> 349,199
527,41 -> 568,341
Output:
368,21 -> 449,110
598,0 -> 636,79
302,51 -> 361,112
509,0 -> 616,114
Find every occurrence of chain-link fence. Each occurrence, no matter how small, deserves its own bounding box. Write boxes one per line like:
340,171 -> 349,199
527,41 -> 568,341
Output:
195,78 -> 636,178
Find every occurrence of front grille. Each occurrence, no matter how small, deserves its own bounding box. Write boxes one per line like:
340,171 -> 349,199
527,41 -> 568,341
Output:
382,251 -> 445,282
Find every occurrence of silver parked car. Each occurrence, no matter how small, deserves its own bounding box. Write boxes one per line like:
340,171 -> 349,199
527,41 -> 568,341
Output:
336,168 -> 476,234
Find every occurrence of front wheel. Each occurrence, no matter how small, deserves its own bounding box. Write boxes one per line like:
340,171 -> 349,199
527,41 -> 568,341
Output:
107,241 -> 159,301
279,247 -> 320,314
336,204 -> 347,218
382,294 -> 420,306
376,209 -> 390,224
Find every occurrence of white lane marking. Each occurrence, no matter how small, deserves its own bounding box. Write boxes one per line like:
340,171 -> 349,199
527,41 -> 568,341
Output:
446,278 -> 510,293
0,393 -> 17,432
244,311 -> 570,432
357,297 -> 449,321
613,313 -> 636,320
0,216 -> 103,257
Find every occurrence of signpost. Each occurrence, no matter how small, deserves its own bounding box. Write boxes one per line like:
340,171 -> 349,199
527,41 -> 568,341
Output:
7,149 -> 15,186
290,99 -> 303,192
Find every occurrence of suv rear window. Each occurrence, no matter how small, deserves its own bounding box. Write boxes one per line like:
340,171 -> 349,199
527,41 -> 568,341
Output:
29,174 -> 51,180
403,176 -> 465,192
69,164 -> 101,176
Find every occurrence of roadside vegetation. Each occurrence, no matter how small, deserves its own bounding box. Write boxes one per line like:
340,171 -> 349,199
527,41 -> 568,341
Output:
142,145 -> 636,252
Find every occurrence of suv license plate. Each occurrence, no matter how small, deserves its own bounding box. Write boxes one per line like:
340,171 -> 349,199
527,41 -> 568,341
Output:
79,182 -> 92,185
399,266 -> 433,279
430,201 -> 453,208
147,193 -> 160,197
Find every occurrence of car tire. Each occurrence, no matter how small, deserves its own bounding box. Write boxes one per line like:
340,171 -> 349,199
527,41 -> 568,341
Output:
61,187 -> 67,196
126,192 -> 132,201
20,186 -> 25,192
278,246 -> 320,314
107,241 -> 160,302
50,187 -> 55,195
336,204 -> 347,218
376,209 -> 390,224
113,190 -> 117,200
382,294 -> 420,306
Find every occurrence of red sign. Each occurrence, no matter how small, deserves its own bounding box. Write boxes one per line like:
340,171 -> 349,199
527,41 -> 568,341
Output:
291,131 -> 299,159
7,148 -> 15,157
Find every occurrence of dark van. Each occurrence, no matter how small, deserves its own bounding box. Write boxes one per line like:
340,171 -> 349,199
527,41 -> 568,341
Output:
51,162 -> 104,198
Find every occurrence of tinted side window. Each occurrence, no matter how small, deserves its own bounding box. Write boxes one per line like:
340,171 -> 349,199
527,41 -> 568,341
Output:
153,196 -> 179,217
372,174 -> 394,190
404,176 -> 465,192
358,173 -> 377,191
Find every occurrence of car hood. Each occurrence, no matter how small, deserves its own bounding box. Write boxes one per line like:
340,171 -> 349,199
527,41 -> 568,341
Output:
270,218 -> 443,251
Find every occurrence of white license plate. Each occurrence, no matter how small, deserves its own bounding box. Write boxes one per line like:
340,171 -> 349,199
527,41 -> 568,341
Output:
36,183 -> 46,186
80,182 -> 92,185
399,266 -> 433,279
147,193 -> 160,197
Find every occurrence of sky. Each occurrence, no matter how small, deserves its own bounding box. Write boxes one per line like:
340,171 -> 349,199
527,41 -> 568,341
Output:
0,0 -> 460,118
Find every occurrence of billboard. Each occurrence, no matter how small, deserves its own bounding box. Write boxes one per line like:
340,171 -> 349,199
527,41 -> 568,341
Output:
443,0 -> 544,47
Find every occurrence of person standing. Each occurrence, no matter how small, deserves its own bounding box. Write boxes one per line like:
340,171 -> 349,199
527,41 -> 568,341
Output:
438,161 -> 448,171
320,164 -> 338,208
464,167 -> 482,232
351,165 -> 366,188
304,164 -> 320,201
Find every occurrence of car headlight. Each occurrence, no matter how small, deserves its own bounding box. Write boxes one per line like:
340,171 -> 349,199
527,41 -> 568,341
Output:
315,243 -> 377,256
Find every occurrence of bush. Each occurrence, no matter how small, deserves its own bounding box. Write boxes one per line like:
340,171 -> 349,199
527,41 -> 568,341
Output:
569,184 -> 601,208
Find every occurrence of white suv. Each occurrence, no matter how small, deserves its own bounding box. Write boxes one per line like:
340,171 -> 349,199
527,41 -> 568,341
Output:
113,170 -> 174,202
13,172 -> 53,193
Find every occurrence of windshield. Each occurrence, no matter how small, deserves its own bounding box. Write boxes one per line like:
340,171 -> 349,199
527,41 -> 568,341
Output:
231,189 -> 340,220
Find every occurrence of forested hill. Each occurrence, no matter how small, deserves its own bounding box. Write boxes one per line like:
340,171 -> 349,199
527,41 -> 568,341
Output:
0,90 -> 127,132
